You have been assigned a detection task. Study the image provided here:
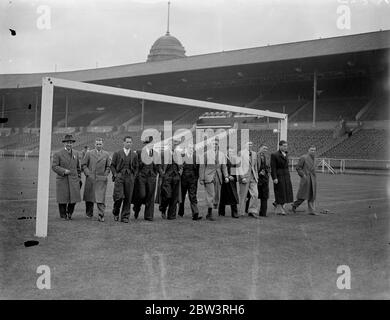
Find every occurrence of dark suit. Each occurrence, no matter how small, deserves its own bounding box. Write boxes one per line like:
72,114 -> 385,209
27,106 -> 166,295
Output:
178,152 -> 199,218
257,152 -> 270,216
110,148 -> 139,221
158,149 -> 182,220
133,148 -> 161,220
270,150 -> 293,205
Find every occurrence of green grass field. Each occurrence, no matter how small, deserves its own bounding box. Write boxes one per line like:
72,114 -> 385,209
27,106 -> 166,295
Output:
0,158 -> 389,299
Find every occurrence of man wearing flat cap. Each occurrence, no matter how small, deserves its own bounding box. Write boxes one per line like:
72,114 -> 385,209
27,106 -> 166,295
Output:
52,134 -> 82,220
133,136 -> 162,221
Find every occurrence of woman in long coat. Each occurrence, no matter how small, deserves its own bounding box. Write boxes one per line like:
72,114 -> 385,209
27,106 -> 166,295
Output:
218,149 -> 239,218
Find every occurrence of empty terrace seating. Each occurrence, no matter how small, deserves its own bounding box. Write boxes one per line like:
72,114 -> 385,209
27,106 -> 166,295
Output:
361,97 -> 389,120
3,111 -> 36,128
0,133 -> 40,150
248,129 -> 334,157
322,129 -> 389,160
66,112 -> 100,127
295,98 -> 369,122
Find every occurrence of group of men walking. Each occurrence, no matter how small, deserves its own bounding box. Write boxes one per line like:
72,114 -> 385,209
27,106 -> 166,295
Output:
52,134 -> 318,222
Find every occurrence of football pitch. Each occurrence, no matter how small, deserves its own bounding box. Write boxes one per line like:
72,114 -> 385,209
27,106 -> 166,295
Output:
0,157 -> 389,299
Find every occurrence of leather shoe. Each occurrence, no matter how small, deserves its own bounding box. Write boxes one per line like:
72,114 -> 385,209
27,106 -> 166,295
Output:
206,215 -> 216,221
232,214 -> 239,219
144,217 -> 153,221
66,213 -> 72,220
192,214 -> 202,221
114,215 -> 119,221
161,212 -> 167,219
121,219 -> 129,223
291,205 -> 297,213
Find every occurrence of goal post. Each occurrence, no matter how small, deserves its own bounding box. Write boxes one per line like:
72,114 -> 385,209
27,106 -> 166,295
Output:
35,77 -> 287,237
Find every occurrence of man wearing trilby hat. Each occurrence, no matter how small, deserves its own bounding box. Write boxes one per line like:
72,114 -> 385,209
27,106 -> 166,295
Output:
52,134 -> 82,220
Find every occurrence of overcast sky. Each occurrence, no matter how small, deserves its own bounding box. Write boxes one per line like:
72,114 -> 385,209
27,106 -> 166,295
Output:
1,0 -> 390,74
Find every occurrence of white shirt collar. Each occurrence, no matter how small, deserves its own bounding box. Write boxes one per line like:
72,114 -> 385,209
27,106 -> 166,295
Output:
123,148 -> 130,156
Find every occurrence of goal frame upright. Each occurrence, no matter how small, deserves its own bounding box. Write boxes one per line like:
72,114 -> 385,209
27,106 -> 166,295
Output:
35,77 -> 288,237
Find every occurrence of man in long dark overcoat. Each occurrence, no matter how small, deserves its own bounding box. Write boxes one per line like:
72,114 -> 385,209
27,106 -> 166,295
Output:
270,140 -> 293,215
291,146 -> 318,215
52,134 -> 82,220
257,144 -> 270,217
132,136 -> 162,221
218,148 -> 239,218
110,135 -> 139,223
81,137 -> 111,222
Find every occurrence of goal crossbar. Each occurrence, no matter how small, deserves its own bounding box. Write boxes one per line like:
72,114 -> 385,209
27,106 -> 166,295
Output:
35,77 -> 288,237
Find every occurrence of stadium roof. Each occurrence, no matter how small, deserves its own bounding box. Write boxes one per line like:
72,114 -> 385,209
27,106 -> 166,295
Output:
1,30 -> 389,90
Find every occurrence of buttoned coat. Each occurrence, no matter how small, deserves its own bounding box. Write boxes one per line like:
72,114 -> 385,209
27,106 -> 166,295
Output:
81,149 -> 111,203
52,148 -> 82,204
270,150 -> 293,204
296,154 -> 317,201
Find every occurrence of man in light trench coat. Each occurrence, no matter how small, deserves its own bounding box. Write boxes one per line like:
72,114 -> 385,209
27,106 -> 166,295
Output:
52,134 -> 82,220
291,145 -> 318,215
81,137 -> 111,222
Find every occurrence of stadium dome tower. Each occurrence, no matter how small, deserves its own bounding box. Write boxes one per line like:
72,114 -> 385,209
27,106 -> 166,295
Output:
147,1 -> 186,62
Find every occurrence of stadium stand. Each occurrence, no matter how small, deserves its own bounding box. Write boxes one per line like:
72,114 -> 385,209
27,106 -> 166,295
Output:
322,129 -> 389,160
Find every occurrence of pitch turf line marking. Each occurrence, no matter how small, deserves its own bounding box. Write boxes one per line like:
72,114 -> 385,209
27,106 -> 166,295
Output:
157,253 -> 168,299
143,252 -> 158,299
300,224 -> 314,294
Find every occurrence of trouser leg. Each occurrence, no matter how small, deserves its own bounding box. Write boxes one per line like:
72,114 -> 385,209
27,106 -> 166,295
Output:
58,203 -> 67,218
307,200 -> 315,213
218,202 -> 225,216
247,180 -> 259,214
97,203 -> 105,217
178,179 -> 188,216
85,201 -> 94,217
259,198 -> 268,216
167,180 -> 180,219
113,199 -> 123,217
204,182 -> 215,209
231,204 -> 238,217
239,182 -> 250,216
188,180 -> 199,216
144,177 -> 156,220
213,179 -> 221,208
67,203 -> 76,215
121,175 -> 134,221
293,198 -> 305,209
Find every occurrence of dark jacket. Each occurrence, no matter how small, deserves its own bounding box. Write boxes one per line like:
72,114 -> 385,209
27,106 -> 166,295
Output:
270,150 -> 293,204
257,152 -> 270,199
110,149 -> 138,180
